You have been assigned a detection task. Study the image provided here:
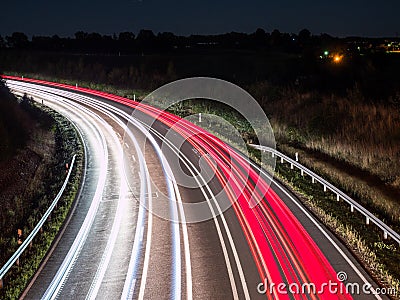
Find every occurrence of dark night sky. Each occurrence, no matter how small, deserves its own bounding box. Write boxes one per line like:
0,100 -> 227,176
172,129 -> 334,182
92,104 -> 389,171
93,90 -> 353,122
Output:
1,0 -> 399,38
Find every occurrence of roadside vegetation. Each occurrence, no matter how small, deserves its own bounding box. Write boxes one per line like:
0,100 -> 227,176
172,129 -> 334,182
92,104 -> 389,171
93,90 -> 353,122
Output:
0,81 -> 29,160
0,81 -> 83,299
251,83 -> 400,227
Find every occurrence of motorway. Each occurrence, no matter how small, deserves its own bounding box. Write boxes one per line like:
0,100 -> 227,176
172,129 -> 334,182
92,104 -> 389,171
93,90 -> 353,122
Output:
4,77 -> 388,299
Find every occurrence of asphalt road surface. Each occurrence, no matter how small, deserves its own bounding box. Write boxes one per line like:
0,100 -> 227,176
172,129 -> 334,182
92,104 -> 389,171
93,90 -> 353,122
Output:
5,78 -> 389,300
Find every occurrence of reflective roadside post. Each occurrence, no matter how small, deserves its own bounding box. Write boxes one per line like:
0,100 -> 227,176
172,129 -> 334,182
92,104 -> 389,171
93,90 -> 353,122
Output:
17,229 -> 22,245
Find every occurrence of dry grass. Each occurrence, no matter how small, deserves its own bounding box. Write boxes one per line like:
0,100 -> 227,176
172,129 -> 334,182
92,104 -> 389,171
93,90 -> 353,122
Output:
267,90 -> 400,186
249,84 -> 400,229
313,206 -> 400,297
280,144 -> 400,227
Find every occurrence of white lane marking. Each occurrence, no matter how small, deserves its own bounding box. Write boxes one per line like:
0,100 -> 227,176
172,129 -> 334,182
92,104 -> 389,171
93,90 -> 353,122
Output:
137,162 -> 152,300
147,126 -> 245,300
173,183 -> 193,300
84,105 -> 151,300
106,108 -> 190,300
86,116 -> 129,300
125,142 -> 130,149
122,127 -> 153,300
130,119 -> 182,300
252,161 -> 383,300
106,107 -> 186,300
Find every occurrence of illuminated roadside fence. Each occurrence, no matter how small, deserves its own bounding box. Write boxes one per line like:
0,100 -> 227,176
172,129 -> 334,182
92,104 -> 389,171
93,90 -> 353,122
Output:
0,155 -> 76,289
251,144 -> 400,246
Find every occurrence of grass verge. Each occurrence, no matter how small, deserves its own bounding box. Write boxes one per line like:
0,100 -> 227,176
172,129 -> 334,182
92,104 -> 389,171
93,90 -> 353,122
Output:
0,102 -> 84,299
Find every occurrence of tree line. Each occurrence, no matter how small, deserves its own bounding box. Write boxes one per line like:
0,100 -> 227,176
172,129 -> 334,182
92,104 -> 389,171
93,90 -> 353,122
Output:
0,28 -> 343,54
1,29 -> 400,100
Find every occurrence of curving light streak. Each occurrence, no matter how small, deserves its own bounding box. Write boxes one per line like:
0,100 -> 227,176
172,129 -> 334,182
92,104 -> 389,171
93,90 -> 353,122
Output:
39,95 -> 109,300
8,81 -> 186,300
6,77 -> 369,299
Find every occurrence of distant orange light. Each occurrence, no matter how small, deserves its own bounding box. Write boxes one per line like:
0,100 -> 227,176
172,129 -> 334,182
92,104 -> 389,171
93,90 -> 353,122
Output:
333,54 -> 343,63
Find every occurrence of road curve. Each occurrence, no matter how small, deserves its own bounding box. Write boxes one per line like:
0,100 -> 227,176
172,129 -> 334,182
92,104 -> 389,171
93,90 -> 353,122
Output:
4,77 -> 388,300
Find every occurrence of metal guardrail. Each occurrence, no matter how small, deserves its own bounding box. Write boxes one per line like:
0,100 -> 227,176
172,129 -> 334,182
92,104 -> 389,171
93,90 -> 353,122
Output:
250,144 -> 400,246
0,155 -> 77,286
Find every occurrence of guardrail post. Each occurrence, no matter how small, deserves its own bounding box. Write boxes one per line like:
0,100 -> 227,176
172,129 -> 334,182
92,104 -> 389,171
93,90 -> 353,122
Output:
366,217 -> 370,225
383,231 -> 388,239
301,169 -> 304,176
280,157 -> 284,164
199,113 -> 202,123
290,163 -> 294,169
324,185 -> 327,192
337,194 -> 340,201
22,76 -> 24,80
0,277 -> 3,289
351,205 -> 354,213
134,94 -> 136,101
17,229 -> 22,245
295,152 -> 299,162
16,258 -> 19,267
312,177 -> 315,183
75,83 -> 78,88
